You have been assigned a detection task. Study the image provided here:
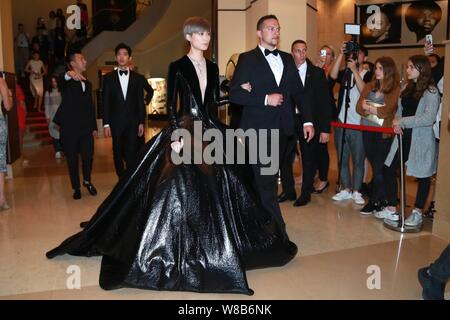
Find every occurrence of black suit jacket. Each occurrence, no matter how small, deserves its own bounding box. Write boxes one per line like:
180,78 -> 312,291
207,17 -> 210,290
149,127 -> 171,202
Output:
136,73 -> 154,105
229,47 -> 312,136
53,73 -> 97,135
300,61 -> 333,133
102,70 -> 146,132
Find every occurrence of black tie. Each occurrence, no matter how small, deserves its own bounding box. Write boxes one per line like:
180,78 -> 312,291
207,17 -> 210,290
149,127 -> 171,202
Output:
119,70 -> 128,76
264,48 -> 279,56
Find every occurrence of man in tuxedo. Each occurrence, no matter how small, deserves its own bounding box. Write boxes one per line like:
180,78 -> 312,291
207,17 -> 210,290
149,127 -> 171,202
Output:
288,40 -> 333,207
53,50 -> 98,200
229,15 -> 314,236
102,43 -> 147,177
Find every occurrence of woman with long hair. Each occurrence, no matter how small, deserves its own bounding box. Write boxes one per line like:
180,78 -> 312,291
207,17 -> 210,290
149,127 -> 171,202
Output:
356,56 -> 400,215
379,55 -> 440,227
44,75 -> 63,159
46,17 -> 297,295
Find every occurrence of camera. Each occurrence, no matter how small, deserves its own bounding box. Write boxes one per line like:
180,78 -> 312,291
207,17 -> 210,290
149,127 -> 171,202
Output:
344,41 -> 360,61
344,23 -> 361,61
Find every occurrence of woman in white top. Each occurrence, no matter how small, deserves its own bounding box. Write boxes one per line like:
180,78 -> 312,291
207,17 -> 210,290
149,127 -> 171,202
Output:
45,76 -> 63,158
25,51 -> 47,112
0,76 -> 13,211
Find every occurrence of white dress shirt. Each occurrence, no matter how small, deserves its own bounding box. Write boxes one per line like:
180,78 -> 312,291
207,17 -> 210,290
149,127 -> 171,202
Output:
118,68 -> 130,99
298,61 -> 307,87
258,45 -> 283,86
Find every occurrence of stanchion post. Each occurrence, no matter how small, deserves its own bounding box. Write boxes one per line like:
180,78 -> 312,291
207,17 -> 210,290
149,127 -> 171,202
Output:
399,133 -> 406,229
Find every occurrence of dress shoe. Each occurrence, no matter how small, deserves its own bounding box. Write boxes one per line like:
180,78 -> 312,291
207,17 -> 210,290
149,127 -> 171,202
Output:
80,221 -> 89,228
277,192 -> 296,203
313,181 -> 329,194
418,267 -> 445,300
83,181 -> 97,196
293,194 -> 311,207
73,189 -> 81,200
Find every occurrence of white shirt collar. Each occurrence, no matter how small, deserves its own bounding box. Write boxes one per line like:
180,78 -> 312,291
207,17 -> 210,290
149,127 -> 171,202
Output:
298,61 -> 307,71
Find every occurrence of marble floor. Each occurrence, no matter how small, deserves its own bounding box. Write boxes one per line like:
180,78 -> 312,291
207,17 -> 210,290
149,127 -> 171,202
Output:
0,125 -> 448,300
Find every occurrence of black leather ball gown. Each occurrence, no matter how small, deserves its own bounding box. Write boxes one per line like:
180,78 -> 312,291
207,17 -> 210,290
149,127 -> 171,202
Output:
46,56 -> 297,295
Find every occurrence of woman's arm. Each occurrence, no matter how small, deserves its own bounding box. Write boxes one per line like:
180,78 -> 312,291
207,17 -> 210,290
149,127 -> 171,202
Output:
400,90 -> 440,128
25,61 -> 32,73
368,86 -> 401,118
0,78 -> 12,111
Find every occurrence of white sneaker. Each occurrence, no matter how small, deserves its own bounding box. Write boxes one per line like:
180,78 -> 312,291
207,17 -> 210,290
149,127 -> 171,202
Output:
352,191 -> 365,205
332,190 -> 352,201
55,152 -> 62,159
405,209 -> 423,227
375,207 -> 399,220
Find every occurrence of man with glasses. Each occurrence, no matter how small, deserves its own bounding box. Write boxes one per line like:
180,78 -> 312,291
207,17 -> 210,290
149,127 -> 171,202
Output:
230,14 -> 314,242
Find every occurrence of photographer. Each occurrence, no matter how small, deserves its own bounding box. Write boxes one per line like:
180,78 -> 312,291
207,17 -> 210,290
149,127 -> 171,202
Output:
329,41 -> 372,205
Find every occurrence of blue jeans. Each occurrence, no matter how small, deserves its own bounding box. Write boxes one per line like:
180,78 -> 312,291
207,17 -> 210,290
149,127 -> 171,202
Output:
334,126 -> 365,191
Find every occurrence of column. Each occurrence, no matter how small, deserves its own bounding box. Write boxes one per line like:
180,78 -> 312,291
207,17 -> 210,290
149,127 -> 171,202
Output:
433,40 -> 450,240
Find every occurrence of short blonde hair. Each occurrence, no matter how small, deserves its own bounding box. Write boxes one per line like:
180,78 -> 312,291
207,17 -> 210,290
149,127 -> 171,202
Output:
183,17 -> 210,37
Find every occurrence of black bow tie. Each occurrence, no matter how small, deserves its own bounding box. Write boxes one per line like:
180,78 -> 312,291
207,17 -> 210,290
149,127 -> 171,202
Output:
119,70 -> 128,76
264,48 -> 279,56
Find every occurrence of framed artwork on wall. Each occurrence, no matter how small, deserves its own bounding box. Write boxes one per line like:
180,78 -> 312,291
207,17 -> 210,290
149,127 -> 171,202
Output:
356,0 -> 449,49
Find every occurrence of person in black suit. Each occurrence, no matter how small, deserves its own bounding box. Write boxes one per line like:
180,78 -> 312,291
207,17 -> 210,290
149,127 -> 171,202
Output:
287,40 -> 333,207
102,43 -> 147,178
229,15 -> 314,236
53,50 -> 98,200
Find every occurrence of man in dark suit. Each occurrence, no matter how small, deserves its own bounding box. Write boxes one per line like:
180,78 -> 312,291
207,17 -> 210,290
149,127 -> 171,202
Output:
229,15 -> 314,237
285,40 -> 333,207
53,50 -> 98,200
102,43 -> 148,177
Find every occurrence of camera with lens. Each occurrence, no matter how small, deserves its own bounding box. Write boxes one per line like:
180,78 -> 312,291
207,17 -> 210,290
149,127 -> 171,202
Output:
344,41 -> 360,61
343,23 -> 361,61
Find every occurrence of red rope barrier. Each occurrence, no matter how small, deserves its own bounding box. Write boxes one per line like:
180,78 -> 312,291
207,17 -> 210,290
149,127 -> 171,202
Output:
331,121 -> 395,134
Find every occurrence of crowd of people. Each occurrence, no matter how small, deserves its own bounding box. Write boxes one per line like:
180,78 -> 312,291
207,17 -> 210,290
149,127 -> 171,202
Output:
13,1 -> 90,114
0,12 -> 448,299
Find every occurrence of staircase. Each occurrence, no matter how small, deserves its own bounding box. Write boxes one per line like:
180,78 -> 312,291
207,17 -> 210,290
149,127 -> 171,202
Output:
24,112 -> 52,148
83,0 -> 171,66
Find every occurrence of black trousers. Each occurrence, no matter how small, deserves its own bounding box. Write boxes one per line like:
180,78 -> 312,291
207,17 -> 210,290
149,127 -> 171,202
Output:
112,125 -> 139,178
362,131 -> 392,203
250,130 -> 291,237
299,134 -> 322,197
316,141 -> 330,182
279,133 -> 298,197
61,131 -> 94,190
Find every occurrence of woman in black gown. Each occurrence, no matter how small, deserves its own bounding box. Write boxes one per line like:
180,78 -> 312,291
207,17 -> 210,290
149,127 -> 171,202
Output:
46,17 -> 297,295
